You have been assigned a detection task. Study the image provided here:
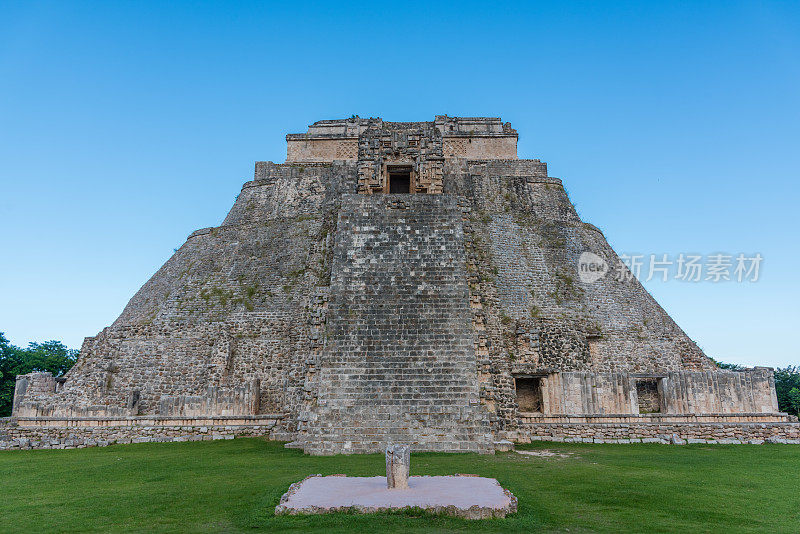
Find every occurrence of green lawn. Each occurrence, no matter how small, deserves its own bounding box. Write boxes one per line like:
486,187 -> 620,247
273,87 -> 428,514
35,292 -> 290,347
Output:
0,439 -> 797,533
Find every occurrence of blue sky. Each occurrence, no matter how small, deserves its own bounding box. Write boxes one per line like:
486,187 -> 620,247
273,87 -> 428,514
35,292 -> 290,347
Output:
1,1 -> 798,366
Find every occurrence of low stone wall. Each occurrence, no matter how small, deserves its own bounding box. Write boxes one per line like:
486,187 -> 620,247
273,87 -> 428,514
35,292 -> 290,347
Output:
510,421 -> 800,444
4,416 -> 799,450
519,413 -> 794,424
0,415 -> 284,451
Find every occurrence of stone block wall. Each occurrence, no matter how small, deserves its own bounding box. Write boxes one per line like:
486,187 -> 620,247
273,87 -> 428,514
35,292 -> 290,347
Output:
543,372 -> 636,414
286,138 -> 358,162
302,194 -> 492,454
0,415 -> 282,451
535,369 -> 778,416
157,380 -> 261,416
661,369 -> 779,414
448,162 -> 710,373
286,116 -> 518,163
442,137 -> 517,159
512,421 -> 800,445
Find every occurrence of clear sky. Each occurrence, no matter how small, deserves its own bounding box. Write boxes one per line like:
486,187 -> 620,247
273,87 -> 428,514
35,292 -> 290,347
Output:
1,1 -> 798,367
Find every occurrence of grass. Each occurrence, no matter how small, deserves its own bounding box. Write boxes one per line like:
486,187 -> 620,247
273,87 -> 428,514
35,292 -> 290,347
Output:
0,439 -> 798,533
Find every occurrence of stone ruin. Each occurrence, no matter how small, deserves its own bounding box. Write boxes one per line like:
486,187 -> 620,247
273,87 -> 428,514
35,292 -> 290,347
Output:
4,116 -> 799,452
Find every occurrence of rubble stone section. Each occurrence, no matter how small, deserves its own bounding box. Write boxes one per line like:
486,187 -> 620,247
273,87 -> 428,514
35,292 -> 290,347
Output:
302,194 -> 492,454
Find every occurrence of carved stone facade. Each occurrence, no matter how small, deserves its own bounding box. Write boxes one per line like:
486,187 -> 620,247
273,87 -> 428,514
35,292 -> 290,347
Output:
356,121 -> 445,194
7,116 -> 797,453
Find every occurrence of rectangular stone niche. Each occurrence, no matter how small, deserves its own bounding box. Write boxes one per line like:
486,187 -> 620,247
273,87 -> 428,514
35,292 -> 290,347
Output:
636,378 -> 663,414
515,376 -> 543,413
388,165 -> 412,193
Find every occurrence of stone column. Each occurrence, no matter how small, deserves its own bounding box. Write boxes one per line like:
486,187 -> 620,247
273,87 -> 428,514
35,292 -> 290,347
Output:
386,444 -> 411,489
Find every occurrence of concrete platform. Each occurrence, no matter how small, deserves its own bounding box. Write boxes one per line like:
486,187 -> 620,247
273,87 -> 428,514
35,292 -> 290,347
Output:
275,474 -> 517,519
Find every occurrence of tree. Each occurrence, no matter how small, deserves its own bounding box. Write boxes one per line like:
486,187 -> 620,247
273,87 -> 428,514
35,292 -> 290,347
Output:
774,366 -> 800,417
788,388 -> 800,415
0,332 -> 79,417
711,357 -> 746,371
0,333 -> 22,417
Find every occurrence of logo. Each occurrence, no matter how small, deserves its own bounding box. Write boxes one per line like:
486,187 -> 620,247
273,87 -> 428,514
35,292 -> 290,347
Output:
577,252 -> 608,284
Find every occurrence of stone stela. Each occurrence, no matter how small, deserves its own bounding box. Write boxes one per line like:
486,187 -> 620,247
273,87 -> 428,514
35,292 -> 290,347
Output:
4,115 -> 798,453
385,444 -> 411,489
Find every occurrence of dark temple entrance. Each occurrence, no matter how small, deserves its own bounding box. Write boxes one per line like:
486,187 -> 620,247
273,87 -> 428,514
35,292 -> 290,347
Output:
515,376 -> 543,413
635,378 -> 662,414
388,165 -> 412,193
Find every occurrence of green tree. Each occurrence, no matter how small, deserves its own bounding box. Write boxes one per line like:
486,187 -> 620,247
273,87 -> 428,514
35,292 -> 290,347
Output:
0,332 -> 78,417
0,333 -> 22,417
788,388 -> 800,415
774,366 -> 800,417
712,358 -> 746,371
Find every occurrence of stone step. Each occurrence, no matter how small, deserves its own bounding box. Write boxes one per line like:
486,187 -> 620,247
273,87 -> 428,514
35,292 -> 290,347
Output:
302,195 -> 492,455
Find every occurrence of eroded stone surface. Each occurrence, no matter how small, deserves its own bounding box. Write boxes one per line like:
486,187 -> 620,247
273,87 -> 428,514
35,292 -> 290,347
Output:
275,474 -> 517,519
386,444 -> 411,489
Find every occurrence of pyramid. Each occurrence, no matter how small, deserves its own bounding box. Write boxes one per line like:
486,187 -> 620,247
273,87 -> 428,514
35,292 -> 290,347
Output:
11,116 -> 789,453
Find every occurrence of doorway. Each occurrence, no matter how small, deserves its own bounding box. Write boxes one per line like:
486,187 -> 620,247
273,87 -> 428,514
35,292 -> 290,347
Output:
388,165 -> 412,193
635,378 -> 662,413
515,376 -> 544,413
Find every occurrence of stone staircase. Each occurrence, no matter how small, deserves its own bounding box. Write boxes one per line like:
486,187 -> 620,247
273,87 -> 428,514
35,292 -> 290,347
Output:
301,194 -> 493,454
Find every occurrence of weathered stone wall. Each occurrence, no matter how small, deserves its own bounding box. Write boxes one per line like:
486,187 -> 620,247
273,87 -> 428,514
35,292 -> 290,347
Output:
301,194 -> 492,454
14,373 -> 263,418
512,421 -> 800,444
286,138 -> 358,162
661,369 -> 779,414
543,372 -> 637,414
447,159 -> 711,373
287,116 -> 518,163
0,415 -> 282,450
535,370 -> 778,416
434,116 -> 515,136
442,137 -> 517,159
